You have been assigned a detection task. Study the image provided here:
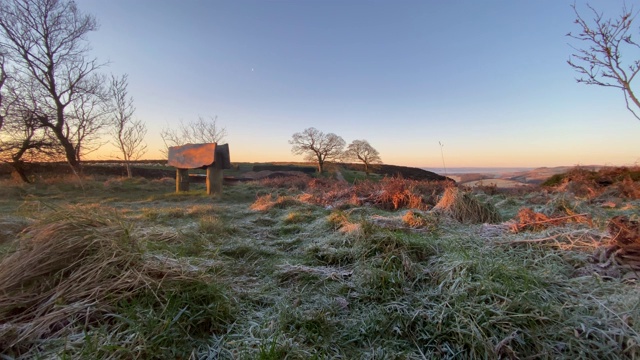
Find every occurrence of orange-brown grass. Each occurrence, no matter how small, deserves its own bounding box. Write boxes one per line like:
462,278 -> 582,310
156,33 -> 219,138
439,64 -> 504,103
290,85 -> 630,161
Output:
402,210 -> 439,231
433,187 -> 501,224
250,194 -> 302,211
0,208 -> 205,352
256,175 -> 451,211
353,178 -> 450,211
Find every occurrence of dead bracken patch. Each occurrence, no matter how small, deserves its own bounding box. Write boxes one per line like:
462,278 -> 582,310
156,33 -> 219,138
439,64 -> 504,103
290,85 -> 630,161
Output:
510,207 -> 592,233
256,175 -> 449,211
545,166 -> 640,200
605,216 -> 640,272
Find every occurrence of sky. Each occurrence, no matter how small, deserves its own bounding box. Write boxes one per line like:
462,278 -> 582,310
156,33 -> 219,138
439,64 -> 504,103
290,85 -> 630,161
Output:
76,0 -> 640,168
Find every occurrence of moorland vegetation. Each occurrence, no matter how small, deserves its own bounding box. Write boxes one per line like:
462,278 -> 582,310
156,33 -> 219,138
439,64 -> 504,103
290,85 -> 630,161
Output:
0,164 -> 639,359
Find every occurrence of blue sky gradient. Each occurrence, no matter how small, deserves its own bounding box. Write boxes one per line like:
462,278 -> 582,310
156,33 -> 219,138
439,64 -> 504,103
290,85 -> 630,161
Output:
78,0 -> 640,167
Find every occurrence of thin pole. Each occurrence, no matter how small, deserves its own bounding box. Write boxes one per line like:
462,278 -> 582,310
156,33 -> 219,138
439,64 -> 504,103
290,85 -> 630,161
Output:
439,141 -> 448,177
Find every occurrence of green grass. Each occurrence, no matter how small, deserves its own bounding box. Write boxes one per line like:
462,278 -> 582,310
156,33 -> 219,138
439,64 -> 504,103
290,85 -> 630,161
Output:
1,176 -> 639,359
340,168 -> 383,183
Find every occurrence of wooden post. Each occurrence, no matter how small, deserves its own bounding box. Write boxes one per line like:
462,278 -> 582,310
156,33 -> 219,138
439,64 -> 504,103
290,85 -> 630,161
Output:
176,168 -> 190,192
206,164 -> 224,195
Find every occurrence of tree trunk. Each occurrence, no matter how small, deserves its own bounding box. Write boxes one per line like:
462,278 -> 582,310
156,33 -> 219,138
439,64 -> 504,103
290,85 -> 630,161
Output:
11,161 -> 30,183
317,156 -> 324,174
49,126 -> 80,170
125,163 -> 132,178
48,105 -> 81,171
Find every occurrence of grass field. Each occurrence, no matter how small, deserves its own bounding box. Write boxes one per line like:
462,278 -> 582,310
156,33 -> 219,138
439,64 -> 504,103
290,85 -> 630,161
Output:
0,168 -> 639,359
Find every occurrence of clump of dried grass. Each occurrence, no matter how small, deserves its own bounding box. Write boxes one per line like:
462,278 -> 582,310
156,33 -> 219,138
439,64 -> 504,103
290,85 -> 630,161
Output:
510,207 -> 592,233
327,211 -> 364,238
350,178 -> 448,211
371,177 -> 426,210
250,194 -> 301,211
402,210 -> 439,231
0,208 -> 207,353
433,187 -> 501,224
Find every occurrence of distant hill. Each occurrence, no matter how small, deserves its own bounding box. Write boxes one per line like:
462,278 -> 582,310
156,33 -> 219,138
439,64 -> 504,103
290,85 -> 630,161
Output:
448,166 -> 603,185
341,163 -> 448,181
0,161 -> 449,182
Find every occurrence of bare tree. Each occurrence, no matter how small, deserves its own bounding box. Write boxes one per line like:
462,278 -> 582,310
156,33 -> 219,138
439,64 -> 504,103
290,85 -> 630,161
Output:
66,75 -> 110,162
109,74 -> 146,178
343,139 -> 382,175
0,0 -> 105,170
160,116 -> 226,157
0,71 -> 60,182
567,3 -> 640,121
289,127 -> 345,174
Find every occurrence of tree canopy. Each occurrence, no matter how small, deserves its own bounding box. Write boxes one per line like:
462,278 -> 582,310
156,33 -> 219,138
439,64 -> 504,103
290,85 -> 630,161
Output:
289,127 -> 345,174
343,139 -> 382,175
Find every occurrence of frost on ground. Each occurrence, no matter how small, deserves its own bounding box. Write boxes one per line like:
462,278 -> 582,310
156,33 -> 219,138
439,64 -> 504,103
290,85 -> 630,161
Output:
0,168 -> 639,359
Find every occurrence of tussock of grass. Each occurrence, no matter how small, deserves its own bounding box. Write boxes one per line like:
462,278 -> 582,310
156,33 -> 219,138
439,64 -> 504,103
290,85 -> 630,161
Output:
0,207 -> 234,358
199,214 -> 237,236
250,194 -> 302,211
434,187 -> 502,224
283,210 -> 315,224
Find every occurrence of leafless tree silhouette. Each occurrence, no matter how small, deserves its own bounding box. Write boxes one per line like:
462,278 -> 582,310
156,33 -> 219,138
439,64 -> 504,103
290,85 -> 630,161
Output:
0,0 -> 106,170
160,116 -> 226,158
108,74 -> 146,178
290,127 -> 345,174
343,139 -> 382,175
568,3 -> 640,121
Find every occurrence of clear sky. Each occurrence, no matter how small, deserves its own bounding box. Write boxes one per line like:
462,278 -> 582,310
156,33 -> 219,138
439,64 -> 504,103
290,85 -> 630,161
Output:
77,0 -> 640,168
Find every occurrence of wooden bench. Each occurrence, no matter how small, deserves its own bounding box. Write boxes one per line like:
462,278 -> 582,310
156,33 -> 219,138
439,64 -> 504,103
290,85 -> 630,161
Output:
167,143 -> 231,195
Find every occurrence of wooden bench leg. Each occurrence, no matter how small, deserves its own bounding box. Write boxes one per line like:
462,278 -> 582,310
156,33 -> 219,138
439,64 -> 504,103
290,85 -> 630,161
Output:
206,165 -> 223,195
176,169 -> 190,192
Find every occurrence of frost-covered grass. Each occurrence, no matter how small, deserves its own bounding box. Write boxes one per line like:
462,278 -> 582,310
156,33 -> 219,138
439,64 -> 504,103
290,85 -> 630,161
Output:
0,175 -> 638,359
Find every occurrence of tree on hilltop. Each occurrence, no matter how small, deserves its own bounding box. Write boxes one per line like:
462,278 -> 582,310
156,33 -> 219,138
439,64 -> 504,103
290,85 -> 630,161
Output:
343,139 -> 382,175
289,127 -> 345,174
567,3 -> 640,121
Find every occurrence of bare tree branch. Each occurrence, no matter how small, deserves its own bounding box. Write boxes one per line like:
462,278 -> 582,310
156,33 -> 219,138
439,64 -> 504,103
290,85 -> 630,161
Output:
567,2 -> 640,121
